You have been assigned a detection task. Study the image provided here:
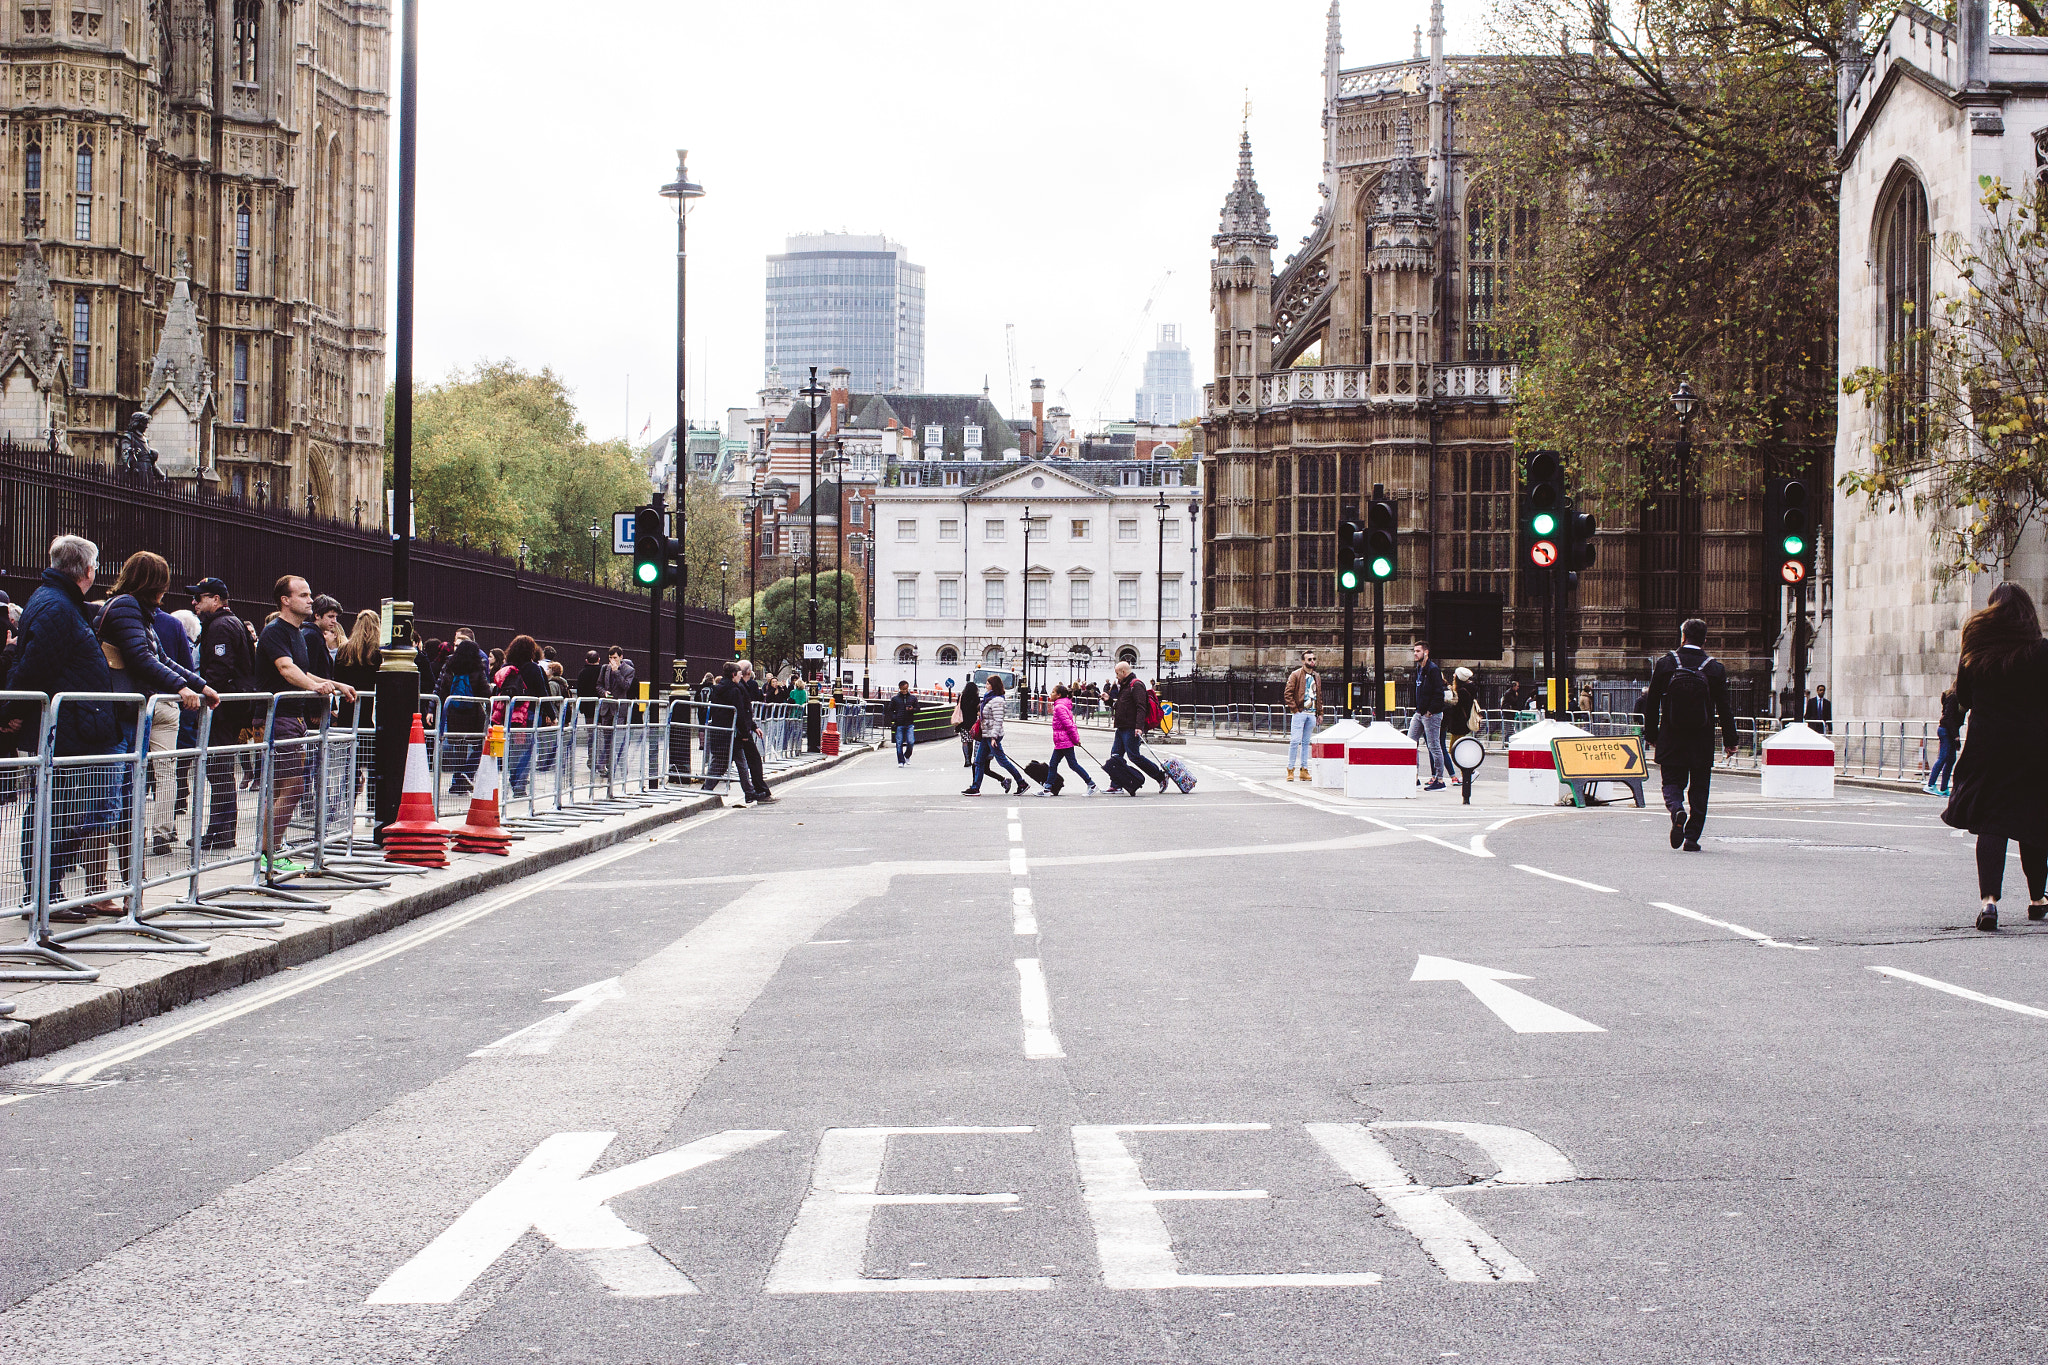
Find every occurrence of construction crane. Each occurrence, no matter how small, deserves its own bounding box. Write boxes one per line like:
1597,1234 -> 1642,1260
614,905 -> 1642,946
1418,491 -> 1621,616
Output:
1057,270 -> 1172,430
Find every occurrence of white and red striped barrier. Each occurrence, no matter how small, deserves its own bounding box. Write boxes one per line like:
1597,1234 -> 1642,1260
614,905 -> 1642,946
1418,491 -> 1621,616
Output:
1311,717 -> 1364,790
1761,721 -> 1836,799
1345,722 -> 1420,799
1508,719 -> 1590,806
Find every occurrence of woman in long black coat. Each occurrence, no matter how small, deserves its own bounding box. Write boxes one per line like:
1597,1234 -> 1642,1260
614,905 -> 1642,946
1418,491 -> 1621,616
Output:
1942,581 -> 2048,931
956,680 -> 980,769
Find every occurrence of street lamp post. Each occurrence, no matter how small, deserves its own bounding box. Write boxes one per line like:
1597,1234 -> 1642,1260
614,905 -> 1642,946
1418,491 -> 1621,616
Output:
589,517 -> 599,583
719,555 -> 729,612
1019,503 -> 1033,709
829,439 -> 849,695
1669,379 -> 1700,623
1154,488 -> 1168,684
800,369 -> 824,751
659,152 -> 705,777
517,539 -> 528,573
1188,495 -> 1200,676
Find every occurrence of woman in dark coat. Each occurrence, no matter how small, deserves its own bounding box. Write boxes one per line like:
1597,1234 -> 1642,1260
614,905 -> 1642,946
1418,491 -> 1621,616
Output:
1941,581 -> 2048,931
956,679 -> 980,768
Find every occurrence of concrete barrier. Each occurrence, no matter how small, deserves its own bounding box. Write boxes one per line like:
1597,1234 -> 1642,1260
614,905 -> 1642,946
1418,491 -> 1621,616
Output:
1311,718 -> 1364,790
1345,722 -> 1420,799
1508,718 -> 1590,806
1761,721 -> 1836,799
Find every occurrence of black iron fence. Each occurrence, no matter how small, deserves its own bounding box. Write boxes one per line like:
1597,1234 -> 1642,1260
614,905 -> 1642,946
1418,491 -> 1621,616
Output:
1156,670 -> 1762,718
0,438 -> 729,683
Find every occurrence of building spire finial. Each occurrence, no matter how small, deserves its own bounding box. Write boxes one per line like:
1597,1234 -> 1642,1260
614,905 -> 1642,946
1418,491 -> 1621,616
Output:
1215,131 -> 1277,248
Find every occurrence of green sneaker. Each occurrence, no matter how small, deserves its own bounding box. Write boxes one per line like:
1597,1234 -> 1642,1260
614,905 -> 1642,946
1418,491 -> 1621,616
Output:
262,853 -> 306,876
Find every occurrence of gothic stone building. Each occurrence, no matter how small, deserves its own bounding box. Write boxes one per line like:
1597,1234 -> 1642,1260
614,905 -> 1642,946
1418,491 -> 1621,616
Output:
0,1 -> 388,515
1198,2 -> 1789,707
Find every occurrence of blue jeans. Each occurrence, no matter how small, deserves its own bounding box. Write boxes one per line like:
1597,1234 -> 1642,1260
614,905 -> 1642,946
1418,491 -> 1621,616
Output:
970,736 -> 1027,792
894,723 -> 915,763
1408,711 -> 1445,781
1050,746 -> 1095,790
1288,711 -> 1315,768
1930,727 -> 1958,790
1111,729 -> 1166,783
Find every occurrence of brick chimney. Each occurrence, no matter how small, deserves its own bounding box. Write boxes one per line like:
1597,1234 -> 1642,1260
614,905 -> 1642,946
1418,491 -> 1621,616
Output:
829,366 -> 851,434
1030,377 -> 1046,441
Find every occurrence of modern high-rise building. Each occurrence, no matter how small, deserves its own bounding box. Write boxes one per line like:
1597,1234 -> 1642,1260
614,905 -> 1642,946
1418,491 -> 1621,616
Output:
764,233 -> 924,394
1135,324 -> 1199,424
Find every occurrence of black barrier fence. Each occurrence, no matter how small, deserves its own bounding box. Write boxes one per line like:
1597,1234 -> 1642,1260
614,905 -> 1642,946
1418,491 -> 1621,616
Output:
1155,670 -> 1761,718
0,438 -> 730,684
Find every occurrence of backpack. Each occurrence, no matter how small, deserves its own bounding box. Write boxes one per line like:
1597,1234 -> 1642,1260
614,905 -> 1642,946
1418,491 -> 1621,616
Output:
1145,687 -> 1165,731
447,668 -> 475,698
1659,650 -> 1714,743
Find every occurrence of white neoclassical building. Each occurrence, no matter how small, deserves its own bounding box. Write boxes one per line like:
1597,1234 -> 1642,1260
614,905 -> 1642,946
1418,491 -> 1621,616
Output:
1833,1 -> 2048,718
870,457 -> 1203,692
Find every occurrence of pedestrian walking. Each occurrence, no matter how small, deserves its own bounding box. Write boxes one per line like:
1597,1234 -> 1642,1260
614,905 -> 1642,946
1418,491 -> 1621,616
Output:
1939,582 -> 2048,931
1443,666 -> 1478,759
435,632 -> 490,794
1108,661 -> 1169,793
1803,684 -> 1833,735
257,575 -> 356,876
1408,642 -> 1448,790
190,577 -> 257,850
962,674 -> 1031,795
1503,679 -> 1526,716
883,680 -> 918,765
956,678 -> 981,768
729,660 -> 774,803
96,551 -> 216,860
9,536 -> 124,918
1042,682 -> 1097,796
1926,686 -> 1962,797
1638,617 -> 1738,853
1283,649 -> 1322,782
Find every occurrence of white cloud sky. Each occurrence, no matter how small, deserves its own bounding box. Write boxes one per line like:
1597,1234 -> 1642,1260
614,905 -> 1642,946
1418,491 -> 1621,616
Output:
401,0 -> 1485,444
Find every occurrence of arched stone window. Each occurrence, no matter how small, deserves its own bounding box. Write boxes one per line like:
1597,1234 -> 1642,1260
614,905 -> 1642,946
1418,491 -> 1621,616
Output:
1875,167 -> 1931,463
895,644 -> 915,664
936,645 -> 959,665
1116,646 -> 1139,665
233,1 -> 261,86
982,645 -> 1006,666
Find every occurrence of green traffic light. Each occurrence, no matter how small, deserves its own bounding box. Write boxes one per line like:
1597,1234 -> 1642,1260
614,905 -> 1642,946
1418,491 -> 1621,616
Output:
1782,534 -> 1804,556
1370,557 -> 1393,580
1531,512 -> 1557,536
1338,569 -> 1360,591
635,561 -> 660,584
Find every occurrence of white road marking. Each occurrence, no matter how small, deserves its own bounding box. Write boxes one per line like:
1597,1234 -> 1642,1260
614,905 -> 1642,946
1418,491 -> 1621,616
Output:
1187,760 -> 1495,858
1649,901 -> 1819,951
1012,887 -> 1037,936
1016,959 -> 1064,1059
1072,1124 -> 1382,1289
1306,1122 -> 1577,1282
1007,824 -> 1023,842
1409,955 -> 1605,1034
1007,806 -> 1020,818
468,978 -> 625,1058
367,1128 -> 781,1304
1512,864 -> 1617,894
34,817 -> 710,1086
764,1127 -> 1052,1294
1868,966 -> 2048,1019
1010,847 -> 1029,876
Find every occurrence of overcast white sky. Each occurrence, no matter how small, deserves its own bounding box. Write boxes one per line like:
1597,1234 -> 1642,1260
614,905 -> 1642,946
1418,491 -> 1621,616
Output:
400,1 -> 1485,444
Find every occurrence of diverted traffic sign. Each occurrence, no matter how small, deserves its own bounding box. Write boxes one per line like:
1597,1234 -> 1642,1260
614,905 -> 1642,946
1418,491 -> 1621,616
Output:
1550,735 -> 1647,808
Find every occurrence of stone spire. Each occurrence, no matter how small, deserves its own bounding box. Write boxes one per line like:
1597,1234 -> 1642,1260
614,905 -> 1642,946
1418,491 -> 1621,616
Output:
1321,1 -> 1343,204
1215,133 -> 1278,247
1374,111 -> 1432,228
0,218 -> 61,386
144,252 -> 215,413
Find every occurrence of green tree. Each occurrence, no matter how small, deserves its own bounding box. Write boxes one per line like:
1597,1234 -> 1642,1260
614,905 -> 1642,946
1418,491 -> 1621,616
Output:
1469,0 -> 1847,505
674,475 -> 745,611
733,570 -> 864,677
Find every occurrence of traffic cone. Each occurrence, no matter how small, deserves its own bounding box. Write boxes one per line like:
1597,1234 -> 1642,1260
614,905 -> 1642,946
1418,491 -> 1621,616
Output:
823,717 -> 841,756
384,713 -> 450,869
451,725 -> 514,856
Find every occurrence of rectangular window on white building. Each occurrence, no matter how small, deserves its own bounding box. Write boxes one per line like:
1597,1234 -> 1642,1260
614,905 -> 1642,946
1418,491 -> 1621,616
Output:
939,578 -> 959,617
1118,577 -> 1140,616
1026,517 -> 1047,542
985,579 -> 1005,619
939,519 -> 960,541
1162,519 -> 1181,541
896,518 -> 917,542
1070,519 -> 1090,540
1026,576 -> 1048,619
1070,578 -> 1090,618
985,519 -> 1005,542
964,425 -> 982,449
923,425 -> 943,448
896,578 -> 917,616
1162,576 -> 1180,618
1118,519 -> 1139,542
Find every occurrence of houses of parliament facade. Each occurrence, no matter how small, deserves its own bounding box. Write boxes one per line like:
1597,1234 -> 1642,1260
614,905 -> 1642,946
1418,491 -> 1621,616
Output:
1198,3 -> 1793,705
0,1 -> 388,517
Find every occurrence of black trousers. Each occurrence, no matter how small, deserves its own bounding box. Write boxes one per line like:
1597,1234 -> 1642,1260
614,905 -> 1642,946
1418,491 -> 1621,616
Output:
1976,836 -> 2048,902
736,733 -> 769,800
1659,749 -> 1713,842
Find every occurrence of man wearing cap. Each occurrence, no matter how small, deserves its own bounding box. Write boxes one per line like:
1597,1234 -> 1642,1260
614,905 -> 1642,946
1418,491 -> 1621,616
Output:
190,577 -> 257,849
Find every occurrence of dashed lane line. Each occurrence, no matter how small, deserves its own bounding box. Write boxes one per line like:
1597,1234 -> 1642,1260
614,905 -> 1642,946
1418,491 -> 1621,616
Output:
1186,758 -> 1495,858
1648,901 -> 1820,952
1016,959 -> 1064,1059
1869,966 -> 2048,1019
1012,887 -> 1037,936
1513,865 -> 1617,894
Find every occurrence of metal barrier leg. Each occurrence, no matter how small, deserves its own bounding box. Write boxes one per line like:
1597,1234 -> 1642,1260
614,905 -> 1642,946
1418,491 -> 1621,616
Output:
49,715 -> 210,953
135,717 -> 287,930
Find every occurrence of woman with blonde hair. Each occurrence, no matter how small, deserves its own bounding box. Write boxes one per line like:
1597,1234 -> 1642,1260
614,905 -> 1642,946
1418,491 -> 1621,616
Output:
1942,581 -> 2048,931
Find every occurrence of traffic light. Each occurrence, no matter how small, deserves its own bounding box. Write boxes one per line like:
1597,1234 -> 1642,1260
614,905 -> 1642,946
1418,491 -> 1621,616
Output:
1767,477 -> 1816,586
1337,519 -> 1364,593
1365,495 -> 1398,581
632,505 -> 671,589
1523,451 -> 1565,569
1565,507 -> 1598,571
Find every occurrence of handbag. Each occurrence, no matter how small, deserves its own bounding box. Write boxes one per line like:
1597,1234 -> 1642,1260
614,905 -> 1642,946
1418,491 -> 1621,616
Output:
949,700 -> 963,728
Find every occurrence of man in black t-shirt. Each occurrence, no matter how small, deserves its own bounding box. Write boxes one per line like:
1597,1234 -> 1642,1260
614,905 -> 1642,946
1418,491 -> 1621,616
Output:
256,575 -> 356,876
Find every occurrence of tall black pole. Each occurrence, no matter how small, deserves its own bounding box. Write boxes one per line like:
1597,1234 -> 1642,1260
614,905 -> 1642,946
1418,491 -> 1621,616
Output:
373,0 -> 422,836
1154,490 -> 1166,686
1020,503 -> 1032,708
1372,579 -> 1385,721
646,484 -> 663,717
802,369 -> 823,751
1792,579 -> 1809,719
1541,569 -> 1555,718
1341,591 -> 1355,716
833,442 -> 845,693
662,151 -> 702,709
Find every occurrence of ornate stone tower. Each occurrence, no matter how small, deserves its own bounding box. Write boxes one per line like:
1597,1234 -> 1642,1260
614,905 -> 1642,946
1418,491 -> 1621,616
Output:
1210,133 -> 1275,413
1366,113 -> 1433,399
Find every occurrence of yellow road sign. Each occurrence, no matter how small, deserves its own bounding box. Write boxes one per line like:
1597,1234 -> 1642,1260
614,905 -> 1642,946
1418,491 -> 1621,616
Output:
1550,736 -> 1647,782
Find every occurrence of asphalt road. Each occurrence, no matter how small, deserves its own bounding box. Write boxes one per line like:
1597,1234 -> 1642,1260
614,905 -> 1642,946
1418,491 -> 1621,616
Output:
1,724 -> 2042,1364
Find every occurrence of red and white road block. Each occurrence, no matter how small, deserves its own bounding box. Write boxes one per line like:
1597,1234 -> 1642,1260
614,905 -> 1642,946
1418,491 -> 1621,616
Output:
1761,721 -> 1836,799
1311,717 -> 1363,790
1345,722 -> 1420,799
1507,718 -> 1590,806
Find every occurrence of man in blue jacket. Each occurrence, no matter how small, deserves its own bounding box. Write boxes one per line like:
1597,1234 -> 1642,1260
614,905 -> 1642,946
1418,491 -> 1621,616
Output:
1408,641 -> 1448,791
8,535 -> 120,918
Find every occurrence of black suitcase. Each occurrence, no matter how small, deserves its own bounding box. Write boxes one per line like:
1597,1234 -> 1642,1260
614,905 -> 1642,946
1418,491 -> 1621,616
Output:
1101,752 -> 1145,795
1023,759 -> 1063,795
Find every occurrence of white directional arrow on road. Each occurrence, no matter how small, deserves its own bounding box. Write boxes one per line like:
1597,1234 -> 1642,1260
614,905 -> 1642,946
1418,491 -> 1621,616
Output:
1409,956 -> 1604,1034
469,978 -> 625,1058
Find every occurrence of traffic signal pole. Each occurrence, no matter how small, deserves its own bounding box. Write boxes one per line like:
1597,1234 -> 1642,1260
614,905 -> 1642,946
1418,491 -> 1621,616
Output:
1341,591 -> 1355,716
646,490 -> 665,718
1373,578 -> 1386,721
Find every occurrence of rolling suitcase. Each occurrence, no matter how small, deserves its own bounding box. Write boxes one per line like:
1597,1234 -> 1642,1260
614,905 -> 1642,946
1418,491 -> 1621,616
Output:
1023,759 -> 1063,795
1101,752 -> 1145,795
1159,754 -> 1197,794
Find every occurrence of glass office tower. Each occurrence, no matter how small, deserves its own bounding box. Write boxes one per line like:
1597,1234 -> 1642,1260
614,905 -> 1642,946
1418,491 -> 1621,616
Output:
765,234 -> 926,393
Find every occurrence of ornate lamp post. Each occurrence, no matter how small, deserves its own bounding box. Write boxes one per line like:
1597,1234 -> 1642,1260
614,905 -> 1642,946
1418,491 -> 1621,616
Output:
517,539 -> 528,573
719,555 -> 729,612
1154,488 -> 1169,684
1187,494 -> 1200,674
659,151 -> 705,741
800,369 -> 824,751
1019,502 -> 1033,706
589,516 -> 599,583
829,439 -> 850,692
1668,379 -> 1700,621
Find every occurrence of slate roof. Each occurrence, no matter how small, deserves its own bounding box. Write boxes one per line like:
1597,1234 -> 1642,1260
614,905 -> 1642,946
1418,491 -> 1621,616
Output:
845,392 -> 1020,459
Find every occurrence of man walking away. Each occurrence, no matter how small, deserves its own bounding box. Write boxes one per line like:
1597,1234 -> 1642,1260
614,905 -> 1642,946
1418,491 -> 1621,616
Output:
1408,642 -> 1447,791
1284,650 -> 1322,782
884,680 -> 918,765
1804,684 -> 1832,735
256,576 -> 355,876
1638,617 -> 1738,852
1109,661 -> 1168,793
190,577 -> 255,850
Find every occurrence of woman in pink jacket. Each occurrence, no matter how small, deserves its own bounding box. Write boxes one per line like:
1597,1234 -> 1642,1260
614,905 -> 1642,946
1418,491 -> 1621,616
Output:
1042,682 -> 1098,796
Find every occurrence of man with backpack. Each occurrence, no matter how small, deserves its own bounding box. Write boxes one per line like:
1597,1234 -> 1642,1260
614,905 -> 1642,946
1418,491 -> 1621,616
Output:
1108,660 -> 1168,794
1638,617 -> 1739,852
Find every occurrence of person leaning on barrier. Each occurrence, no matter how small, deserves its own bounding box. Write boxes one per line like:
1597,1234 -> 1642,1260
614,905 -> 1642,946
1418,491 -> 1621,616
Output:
10,535 -> 125,918
435,633 -> 490,795
189,577 -> 257,850
256,575 -> 356,877
726,661 -> 774,803
98,551 -> 218,859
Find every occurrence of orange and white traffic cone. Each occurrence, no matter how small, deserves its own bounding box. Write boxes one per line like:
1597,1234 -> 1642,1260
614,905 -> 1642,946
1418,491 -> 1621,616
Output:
823,717 -> 840,756
383,713 -> 451,869
451,725 -> 514,856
